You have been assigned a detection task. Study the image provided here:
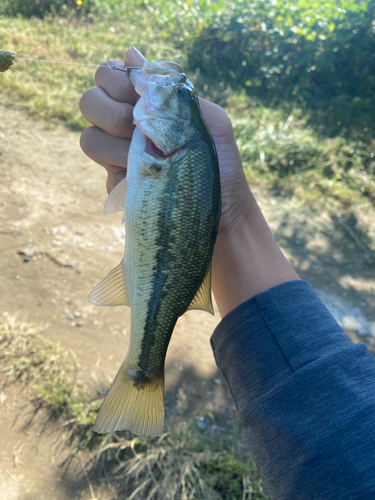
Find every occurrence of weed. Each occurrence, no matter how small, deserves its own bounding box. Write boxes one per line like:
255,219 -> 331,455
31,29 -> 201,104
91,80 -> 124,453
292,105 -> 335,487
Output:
0,17 -> 179,129
1,17 -> 374,213
227,92 -> 375,209
0,315 -> 267,499
0,313 -> 81,409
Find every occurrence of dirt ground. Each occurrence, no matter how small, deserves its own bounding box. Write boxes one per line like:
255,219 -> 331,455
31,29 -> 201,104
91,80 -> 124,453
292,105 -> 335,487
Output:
1,103 -> 375,499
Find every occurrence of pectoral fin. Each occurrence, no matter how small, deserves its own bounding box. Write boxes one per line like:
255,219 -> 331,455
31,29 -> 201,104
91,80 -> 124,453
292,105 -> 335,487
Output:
186,265 -> 214,315
103,176 -> 127,215
88,261 -> 129,306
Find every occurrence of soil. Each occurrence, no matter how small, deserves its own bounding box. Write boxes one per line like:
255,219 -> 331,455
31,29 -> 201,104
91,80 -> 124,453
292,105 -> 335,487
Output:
1,103 -> 375,499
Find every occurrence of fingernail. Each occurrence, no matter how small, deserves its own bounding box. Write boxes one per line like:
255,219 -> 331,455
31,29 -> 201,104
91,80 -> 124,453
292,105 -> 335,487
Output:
125,45 -> 146,65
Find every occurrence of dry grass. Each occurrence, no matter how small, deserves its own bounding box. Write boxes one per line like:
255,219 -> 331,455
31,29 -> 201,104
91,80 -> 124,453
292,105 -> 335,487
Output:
0,315 -> 267,499
0,313 -> 80,409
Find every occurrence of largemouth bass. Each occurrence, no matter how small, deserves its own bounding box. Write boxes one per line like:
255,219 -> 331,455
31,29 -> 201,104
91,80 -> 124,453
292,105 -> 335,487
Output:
88,60 -> 221,436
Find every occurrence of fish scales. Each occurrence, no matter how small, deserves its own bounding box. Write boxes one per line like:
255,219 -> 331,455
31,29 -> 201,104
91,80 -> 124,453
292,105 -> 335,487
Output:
127,134 -> 219,380
89,59 -> 221,436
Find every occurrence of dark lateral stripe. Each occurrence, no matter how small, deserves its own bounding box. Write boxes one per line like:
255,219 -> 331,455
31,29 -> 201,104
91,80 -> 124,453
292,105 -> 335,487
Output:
135,160 -> 181,377
134,138 -> 219,379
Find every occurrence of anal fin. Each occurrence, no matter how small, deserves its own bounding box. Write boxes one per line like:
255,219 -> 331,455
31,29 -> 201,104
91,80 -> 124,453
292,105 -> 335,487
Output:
88,261 -> 128,306
186,264 -> 214,315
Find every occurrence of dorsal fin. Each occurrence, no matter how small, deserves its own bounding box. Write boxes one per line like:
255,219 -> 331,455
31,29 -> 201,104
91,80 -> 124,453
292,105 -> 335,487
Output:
88,261 -> 129,306
186,265 -> 214,315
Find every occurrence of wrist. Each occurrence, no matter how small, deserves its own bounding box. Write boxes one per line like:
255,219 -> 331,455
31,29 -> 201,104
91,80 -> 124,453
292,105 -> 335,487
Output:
212,185 -> 300,318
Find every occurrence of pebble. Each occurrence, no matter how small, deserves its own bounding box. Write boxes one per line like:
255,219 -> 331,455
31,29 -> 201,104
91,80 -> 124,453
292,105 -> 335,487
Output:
93,320 -> 98,326
70,321 -> 77,327
213,378 -> 221,385
197,417 -> 206,431
68,314 -> 74,320
74,311 -> 80,317
121,329 -> 127,335
63,308 -> 69,314
87,259 -> 95,264
109,327 -> 114,333
294,239 -> 302,245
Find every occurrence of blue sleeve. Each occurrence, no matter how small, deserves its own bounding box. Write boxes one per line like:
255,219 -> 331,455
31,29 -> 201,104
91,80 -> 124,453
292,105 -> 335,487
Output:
210,280 -> 375,500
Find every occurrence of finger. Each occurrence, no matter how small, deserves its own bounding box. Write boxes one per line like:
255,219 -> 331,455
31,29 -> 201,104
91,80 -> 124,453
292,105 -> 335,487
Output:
198,97 -> 234,141
79,88 -> 134,139
94,47 -> 146,104
103,165 -> 127,194
95,60 -> 139,105
124,45 -> 146,67
80,126 -> 130,169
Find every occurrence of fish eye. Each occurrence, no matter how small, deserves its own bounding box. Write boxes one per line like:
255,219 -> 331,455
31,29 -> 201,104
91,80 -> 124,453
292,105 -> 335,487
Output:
177,86 -> 187,98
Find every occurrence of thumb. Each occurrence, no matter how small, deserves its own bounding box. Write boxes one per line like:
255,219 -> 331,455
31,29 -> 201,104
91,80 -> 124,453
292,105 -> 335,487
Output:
124,46 -> 146,67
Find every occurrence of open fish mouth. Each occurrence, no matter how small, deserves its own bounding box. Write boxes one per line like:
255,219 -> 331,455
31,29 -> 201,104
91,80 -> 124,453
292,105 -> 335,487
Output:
134,112 -> 188,156
144,135 -> 179,159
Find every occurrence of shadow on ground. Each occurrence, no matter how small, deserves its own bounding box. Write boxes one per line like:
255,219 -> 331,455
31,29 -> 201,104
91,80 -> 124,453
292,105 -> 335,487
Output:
28,363 -> 240,499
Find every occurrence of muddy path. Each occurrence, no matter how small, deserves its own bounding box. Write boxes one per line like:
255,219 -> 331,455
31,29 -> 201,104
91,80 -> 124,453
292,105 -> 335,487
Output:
1,103 -> 375,498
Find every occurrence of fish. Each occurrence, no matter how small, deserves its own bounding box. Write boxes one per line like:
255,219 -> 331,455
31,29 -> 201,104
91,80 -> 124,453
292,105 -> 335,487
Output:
88,59 -> 221,436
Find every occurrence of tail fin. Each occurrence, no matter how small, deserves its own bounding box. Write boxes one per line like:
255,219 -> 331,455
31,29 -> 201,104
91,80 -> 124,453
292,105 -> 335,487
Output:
93,364 -> 164,436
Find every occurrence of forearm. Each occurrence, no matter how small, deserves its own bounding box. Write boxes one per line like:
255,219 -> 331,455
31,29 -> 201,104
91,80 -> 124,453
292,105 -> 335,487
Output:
212,178 -> 299,318
211,281 -> 375,499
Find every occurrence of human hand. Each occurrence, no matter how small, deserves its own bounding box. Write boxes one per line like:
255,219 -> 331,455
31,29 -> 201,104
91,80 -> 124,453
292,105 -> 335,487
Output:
79,46 -> 298,318
79,46 -> 253,238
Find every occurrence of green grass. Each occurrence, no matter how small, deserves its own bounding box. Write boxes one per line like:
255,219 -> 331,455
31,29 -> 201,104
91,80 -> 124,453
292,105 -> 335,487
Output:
1,16 -> 375,212
226,92 -> 375,208
1,16 -> 374,214
0,16 -> 183,128
0,315 -> 266,499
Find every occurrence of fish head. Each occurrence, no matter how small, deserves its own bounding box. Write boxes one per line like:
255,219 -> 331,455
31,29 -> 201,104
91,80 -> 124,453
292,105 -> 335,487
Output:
130,61 -> 198,156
